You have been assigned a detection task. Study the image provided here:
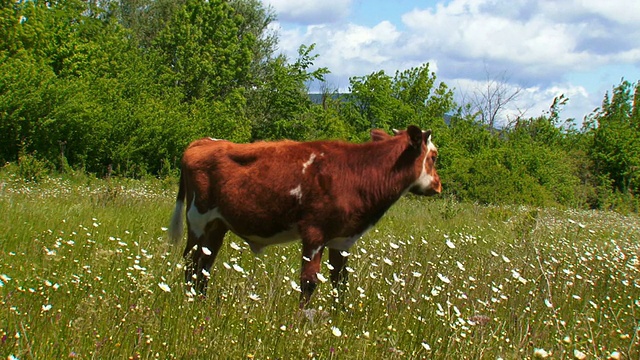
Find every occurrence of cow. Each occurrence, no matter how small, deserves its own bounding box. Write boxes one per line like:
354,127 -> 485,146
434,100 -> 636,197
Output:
167,125 -> 441,308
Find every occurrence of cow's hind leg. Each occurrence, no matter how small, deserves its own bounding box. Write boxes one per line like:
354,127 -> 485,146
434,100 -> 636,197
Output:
183,220 -> 227,296
196,220 -> 228,294
328,248 -> 349,305
183,227 -> 200,291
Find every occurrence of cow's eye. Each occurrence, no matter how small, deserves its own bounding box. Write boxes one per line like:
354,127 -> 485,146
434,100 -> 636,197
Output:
431,154 -> 437,163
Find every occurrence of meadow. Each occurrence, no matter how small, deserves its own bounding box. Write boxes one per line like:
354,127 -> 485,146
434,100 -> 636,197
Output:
1,171 -> 638,359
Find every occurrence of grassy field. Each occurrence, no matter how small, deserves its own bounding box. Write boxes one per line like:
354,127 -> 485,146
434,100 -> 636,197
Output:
1,171 -> 639,359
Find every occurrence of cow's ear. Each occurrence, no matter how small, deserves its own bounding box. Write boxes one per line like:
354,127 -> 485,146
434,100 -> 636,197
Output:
423,129 -> 432,144
370,129 -> 391,141
406,125 -> 423,149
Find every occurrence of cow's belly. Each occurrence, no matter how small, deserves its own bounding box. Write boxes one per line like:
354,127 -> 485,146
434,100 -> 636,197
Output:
326,225 -> 373,251
240,228 -> 300,254
325,237 -> 359,251
188,198 -> 300,253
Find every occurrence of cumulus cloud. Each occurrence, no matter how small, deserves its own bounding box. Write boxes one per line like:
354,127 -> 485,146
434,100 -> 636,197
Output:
272,21 -> 432,90
401,0 -> 640,80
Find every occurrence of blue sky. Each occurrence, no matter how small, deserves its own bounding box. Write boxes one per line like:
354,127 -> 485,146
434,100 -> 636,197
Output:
261,0 -> 640,124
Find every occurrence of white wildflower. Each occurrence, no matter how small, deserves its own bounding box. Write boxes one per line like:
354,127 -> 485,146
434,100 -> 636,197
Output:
232,263 -> 244,273
158,282 -> 171,292
437,273 -> 450,284
533,348 -> 549,358
573,349 -> 586,360
331,326 -> 342,337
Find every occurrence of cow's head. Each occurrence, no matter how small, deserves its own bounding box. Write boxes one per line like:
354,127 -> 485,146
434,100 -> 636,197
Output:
389,126 -> 442,196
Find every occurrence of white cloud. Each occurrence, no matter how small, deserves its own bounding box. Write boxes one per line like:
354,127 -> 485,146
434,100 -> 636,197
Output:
274,20 -> 429,88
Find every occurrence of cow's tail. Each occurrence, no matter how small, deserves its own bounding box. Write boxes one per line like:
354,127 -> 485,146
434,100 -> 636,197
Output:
168,170 -> 186,244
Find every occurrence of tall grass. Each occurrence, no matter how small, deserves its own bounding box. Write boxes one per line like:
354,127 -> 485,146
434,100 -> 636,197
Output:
1,172 -> 638,359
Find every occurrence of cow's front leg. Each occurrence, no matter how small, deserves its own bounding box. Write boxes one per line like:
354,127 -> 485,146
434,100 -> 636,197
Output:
328,248 -> 349,302
299,239 -> 325,309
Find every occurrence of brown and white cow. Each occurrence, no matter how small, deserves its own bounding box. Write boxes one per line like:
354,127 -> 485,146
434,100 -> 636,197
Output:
168,125 -> 441,308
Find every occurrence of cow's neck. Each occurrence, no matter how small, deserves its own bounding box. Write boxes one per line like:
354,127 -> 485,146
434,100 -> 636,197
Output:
348,139 -> 417,221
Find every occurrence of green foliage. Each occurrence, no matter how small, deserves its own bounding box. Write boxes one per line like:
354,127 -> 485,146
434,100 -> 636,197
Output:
442,98 -> 588,208
0,52 -> 56,164
15,151 -> 51,182
154,0 -> 254,102
341,64 -> 455,140
585,80 -> 640,202
248,44 -> 330,140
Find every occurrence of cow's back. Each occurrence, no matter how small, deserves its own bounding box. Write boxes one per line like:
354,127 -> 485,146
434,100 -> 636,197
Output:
181,138 -> 333,241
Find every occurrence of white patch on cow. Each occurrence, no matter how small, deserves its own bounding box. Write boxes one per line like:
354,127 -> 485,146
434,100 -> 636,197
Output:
168,200 -> 185,243
426,136 -> 436,152
244,227 -> 301,254
187,197 -> 222,239
302,153 -> 316,174
411,140 -> 438,192
289,184 -> 303,204
310,246 -> 323,260
413,155 -> 435,191
326,226 -> 373,251
208,137 -> 222,141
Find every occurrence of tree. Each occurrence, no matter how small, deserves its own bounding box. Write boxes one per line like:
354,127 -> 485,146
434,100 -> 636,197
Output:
585,80 -> 640,198
341,63 -> 455,140
115,0 -> 185,49
248,44 -> 329,140
462,69 -> 525,130
154,0 -> 255,103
